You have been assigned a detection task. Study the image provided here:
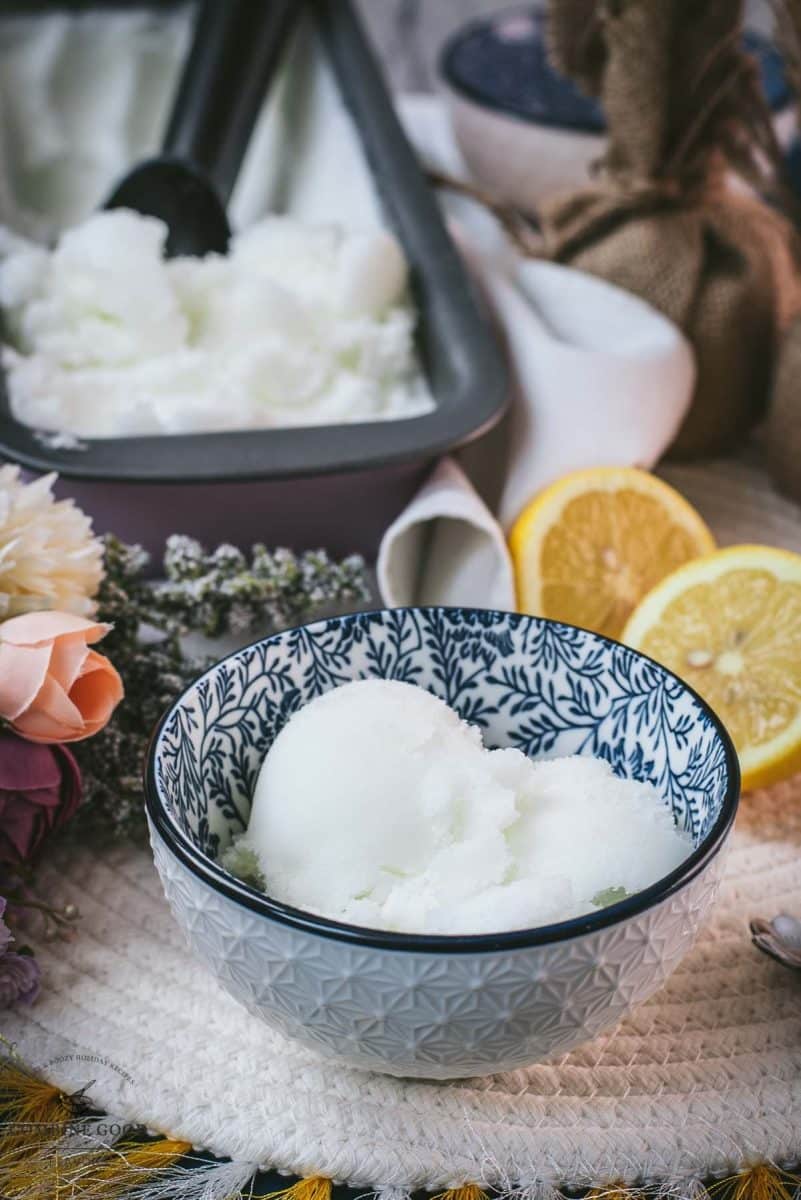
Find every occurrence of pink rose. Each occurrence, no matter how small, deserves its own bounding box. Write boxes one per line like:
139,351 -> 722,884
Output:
0,731 -> 81,863
0,612 -> 123,744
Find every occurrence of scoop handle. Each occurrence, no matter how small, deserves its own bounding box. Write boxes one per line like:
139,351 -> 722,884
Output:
163,0 -> 297,203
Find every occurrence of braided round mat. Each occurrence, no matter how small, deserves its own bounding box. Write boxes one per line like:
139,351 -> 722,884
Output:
6,454 -> 801,1190
5,778 -> 801,1191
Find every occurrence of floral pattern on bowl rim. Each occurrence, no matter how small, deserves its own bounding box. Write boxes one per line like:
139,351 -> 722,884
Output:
147,607 -> 739,954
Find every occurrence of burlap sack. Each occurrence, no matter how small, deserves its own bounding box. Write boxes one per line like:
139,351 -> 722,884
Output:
542,0 -> 796,459
545,0 -> 604,94
764,0 -> 801,500
767,312 -> 801,502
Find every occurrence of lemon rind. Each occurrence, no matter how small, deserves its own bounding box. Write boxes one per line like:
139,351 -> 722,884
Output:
622,544 -> 801,793
510,466 -> 716,613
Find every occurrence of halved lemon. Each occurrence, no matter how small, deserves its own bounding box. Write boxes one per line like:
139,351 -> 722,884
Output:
623,545 -> 801,791
509,467 -> 716,639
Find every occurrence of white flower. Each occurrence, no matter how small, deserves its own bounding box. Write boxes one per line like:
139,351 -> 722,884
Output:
0,466 -> 103,617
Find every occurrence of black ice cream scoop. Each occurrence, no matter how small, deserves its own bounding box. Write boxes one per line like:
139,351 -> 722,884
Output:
105,0 -> 298,257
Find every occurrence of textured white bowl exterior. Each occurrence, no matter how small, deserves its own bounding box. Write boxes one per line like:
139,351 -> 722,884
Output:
150,822 -> 726,1079
446,90 -> 601,207
148,608 -> 736,1079
446,90 -> 797,211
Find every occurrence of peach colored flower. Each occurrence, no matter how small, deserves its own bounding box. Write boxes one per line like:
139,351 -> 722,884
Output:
0,612 -> 123,744
0,466 -> 103,618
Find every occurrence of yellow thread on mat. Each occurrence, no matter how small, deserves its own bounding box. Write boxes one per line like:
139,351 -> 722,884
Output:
63,1137 -> 193,1199
1,1136 -> 192,1200
712,1166 -> 801,1200
0,1058 -> 75,1162
0,1056 -> 192,1199
431,1184 -> 489,1200
265,1176 -> 333,1200
585,1188 -> 642,1200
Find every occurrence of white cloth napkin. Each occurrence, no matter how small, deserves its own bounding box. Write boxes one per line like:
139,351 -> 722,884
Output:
377,458 -> 515,608
377,96 -> 696,609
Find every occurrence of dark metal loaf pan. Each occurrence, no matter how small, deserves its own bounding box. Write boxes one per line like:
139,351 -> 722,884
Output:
0,0 -> 507,563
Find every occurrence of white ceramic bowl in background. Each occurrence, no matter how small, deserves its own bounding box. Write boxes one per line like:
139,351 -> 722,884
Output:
146,607 -> 739,1080
440,7 -> 796,210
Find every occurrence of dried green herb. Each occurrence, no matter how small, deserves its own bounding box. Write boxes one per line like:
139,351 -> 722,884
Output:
69,535 -> 369,842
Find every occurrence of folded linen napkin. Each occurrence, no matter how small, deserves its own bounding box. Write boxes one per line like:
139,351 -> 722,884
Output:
377,457 -> 515,608
377,96 -> 696,609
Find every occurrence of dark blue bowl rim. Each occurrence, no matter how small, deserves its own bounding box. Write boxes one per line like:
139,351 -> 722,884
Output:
144,606 -> 741,955
438,5 -> 790,133
439,4 -> 604,135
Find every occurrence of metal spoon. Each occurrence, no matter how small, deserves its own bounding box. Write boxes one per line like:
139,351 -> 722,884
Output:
105,0 -> 298,257
750,913 -> 801,971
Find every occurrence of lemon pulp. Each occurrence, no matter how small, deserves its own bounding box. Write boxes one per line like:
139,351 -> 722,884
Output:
510,467 -> 715,639
624,546 -> 801,791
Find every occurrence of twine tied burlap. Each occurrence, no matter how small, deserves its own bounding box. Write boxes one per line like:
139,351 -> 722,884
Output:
541,0 -> 797,459
768,1 -> 801,503
768,309 -> 801,502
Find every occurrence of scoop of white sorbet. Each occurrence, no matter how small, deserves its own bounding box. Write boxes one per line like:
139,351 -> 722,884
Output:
233,679 -> 692,935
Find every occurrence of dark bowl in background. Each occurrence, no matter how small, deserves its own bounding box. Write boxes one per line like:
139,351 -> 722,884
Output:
440,6 -> 794,209
0,0 -> 507,564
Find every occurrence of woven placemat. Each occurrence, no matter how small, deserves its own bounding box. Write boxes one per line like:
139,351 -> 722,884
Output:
5,777 -> 801,1192
658,449 -> 801,555
6,453 -> 801,1191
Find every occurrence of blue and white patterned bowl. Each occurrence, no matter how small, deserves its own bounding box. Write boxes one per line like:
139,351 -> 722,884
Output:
145,607 -> 739,1079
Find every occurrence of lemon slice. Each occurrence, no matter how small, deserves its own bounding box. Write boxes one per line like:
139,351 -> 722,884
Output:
509,467 -> 716,639
623,545 -> 801,791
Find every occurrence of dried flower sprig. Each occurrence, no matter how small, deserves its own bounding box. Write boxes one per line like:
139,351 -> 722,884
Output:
69,535 -> 370,842
159,535 -> 370,638
1,863 -> 80,944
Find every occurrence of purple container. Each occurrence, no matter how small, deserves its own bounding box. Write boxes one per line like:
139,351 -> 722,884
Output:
51,460 -> 432,563
0,0 -> 507,564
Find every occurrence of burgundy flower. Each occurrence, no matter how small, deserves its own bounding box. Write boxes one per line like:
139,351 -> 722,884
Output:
0,731 -> 81,864
0,950 -> 40,1006
0,897 -> 10,955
